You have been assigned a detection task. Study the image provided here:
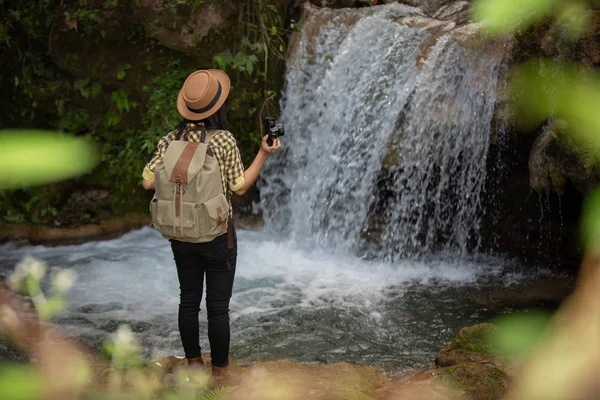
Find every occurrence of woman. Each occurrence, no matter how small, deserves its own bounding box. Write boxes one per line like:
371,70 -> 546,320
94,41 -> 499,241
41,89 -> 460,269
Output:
141,69 -> 281,386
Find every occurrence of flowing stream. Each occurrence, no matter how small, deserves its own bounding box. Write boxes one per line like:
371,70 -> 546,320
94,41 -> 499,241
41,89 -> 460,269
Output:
0,4 -> 549,370
0,228 -> 533,369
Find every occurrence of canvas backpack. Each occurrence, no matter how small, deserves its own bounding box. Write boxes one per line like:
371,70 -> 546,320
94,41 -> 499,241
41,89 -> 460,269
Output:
150,129 -> 231,243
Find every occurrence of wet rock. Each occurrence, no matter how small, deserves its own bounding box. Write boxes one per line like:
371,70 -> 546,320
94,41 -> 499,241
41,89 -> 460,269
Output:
435,323 -> 497,367
432,1 -> 470,22
470,278 -> 575,309
529,119 -> 600,196
389,323 -> 511,400
0,213 -> 150,246
398,0 -> 470,16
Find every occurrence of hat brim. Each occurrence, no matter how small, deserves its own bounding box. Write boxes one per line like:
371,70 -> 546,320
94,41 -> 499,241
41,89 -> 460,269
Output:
177,69 -> 231,121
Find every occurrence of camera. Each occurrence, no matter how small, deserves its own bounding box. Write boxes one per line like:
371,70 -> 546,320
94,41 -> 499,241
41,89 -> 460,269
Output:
263,117 -> 285,147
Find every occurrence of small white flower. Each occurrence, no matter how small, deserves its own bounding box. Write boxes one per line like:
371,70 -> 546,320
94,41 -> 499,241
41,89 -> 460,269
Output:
22,256 -> 47,281
52,269 -> 77,293
113,325 -> 140,358
9,256 -> 47,290
7,270 -> 26,291
115,325 -> 135,346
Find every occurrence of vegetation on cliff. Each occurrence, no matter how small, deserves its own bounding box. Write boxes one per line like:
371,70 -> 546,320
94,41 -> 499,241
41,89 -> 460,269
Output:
0,0 -> 289,226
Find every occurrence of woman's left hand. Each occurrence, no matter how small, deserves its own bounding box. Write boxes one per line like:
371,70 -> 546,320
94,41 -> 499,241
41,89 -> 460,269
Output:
260,135 -> 282,155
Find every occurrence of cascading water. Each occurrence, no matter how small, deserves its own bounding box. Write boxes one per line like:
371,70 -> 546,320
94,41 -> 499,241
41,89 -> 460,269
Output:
260,4 -> 509,260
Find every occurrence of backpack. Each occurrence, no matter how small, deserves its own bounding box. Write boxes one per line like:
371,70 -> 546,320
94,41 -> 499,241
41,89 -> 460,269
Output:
150,129 -> 230,243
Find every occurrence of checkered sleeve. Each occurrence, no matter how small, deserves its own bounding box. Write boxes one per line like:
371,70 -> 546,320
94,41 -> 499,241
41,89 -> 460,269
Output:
226,144 -> 246,192
214,131 -> 246,192
142,131 -> 175,182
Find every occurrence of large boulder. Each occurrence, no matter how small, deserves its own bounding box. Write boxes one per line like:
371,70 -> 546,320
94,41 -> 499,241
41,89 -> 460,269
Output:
396,0 -> 469,16
132,0 -> 237,55
435,363 -> 510,400
391,323 -> 511,400
435,323 -> 498,367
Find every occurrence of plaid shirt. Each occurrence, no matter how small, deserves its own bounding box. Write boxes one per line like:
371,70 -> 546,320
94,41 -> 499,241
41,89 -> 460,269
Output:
142,123 -> 245,213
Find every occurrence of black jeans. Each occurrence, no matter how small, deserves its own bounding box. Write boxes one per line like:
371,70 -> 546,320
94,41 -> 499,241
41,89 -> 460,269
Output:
170,229 -> 237,367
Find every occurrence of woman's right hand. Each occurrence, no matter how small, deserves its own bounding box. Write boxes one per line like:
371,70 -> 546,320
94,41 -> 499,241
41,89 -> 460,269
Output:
260,135 -> 282,155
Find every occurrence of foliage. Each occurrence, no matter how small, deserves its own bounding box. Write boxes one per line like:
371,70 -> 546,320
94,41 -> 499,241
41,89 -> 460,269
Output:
473,0 -> 592,39
474,0 -> 600,171
509,60 -> 600,160
7,256 -> 76,321
489,311 -> 552,358
199,386 -> 235,400
0,130 -> 98,190
212,0 -> 286,165
0,0 -> 287,224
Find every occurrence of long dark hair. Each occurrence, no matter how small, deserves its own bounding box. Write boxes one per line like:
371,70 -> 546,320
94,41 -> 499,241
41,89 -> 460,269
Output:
175,103 -> 228,140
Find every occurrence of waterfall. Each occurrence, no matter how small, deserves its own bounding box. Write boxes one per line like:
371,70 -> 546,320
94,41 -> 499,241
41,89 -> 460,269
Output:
259,4 -> 509,260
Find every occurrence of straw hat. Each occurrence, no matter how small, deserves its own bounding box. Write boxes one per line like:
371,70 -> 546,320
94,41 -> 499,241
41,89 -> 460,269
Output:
176,69 -> 231,121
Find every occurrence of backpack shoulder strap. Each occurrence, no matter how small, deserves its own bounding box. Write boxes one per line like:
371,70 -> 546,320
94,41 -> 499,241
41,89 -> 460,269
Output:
170,142 -> 199,184
163,140 -> 207,183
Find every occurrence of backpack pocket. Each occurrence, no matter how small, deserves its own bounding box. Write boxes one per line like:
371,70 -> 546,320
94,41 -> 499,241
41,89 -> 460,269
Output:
201,193 -> 230,237
151,199 -> 199,239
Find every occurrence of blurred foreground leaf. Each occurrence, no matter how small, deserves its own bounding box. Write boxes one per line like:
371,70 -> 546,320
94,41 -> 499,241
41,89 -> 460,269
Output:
0,364 -> 43,400
490,311 -> 552,357
0,130 -> 98,189
511,60 -> 600,149
472,0 -> 557,34
580,187 -> 600,253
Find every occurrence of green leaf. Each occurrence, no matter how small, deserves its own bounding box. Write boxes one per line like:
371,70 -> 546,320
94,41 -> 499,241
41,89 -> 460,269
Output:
199,386 -> 235,400
270,26 -> 277,36
581,188 -> 600,253
0,130 -> 99,189
490,311 -> 552,357
0,365 -> 44,400
245,59 -> 254,76
14,76 -> 19,87
90,82 -> 102,98
472,0 -> 558,34
212,51 -> 234,70
510,59 -> 600,148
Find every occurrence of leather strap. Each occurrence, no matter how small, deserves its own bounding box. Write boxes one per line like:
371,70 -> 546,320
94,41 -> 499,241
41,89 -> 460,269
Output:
226,192 -> 233,248
170,142 -> 198,184
175,184 -> 181,217
200,124 -> 207,144
227,216 -> 234,249
216,207 -> 227,234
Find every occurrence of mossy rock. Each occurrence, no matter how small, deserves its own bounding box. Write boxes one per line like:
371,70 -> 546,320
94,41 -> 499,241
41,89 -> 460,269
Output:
435,323 -> 498,367
435,363 -> 509,400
